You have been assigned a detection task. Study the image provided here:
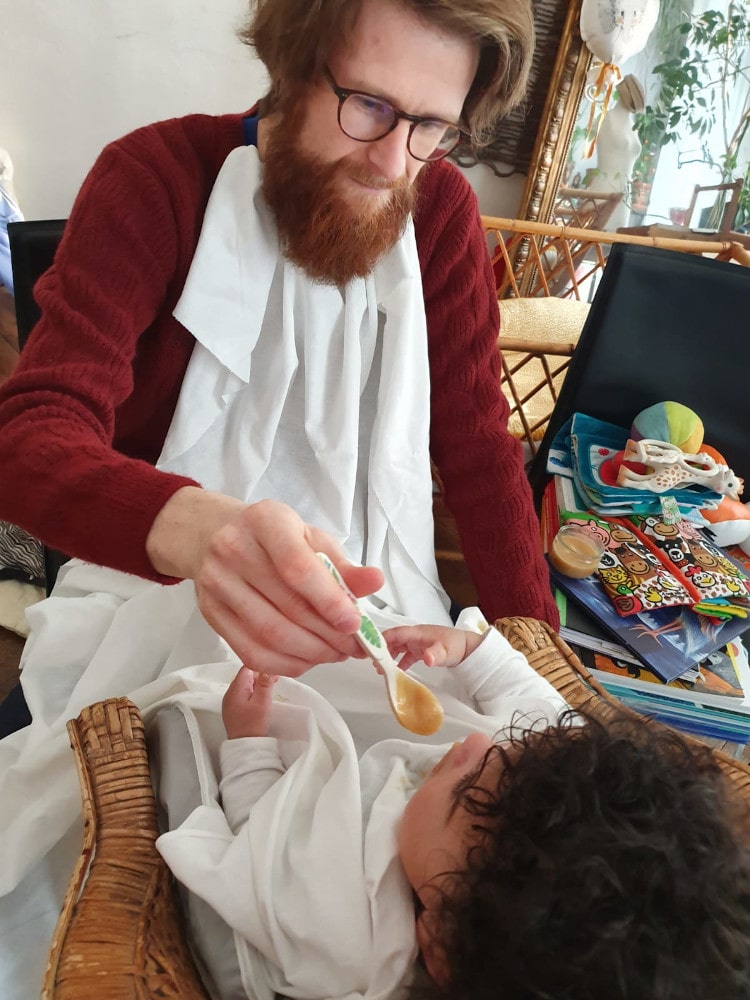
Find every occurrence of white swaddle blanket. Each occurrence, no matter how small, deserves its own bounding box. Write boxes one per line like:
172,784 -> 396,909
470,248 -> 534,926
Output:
153,622 -> 568,1000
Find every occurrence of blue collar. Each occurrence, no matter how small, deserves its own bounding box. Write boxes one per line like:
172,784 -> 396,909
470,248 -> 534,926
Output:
242,113 -> 259,147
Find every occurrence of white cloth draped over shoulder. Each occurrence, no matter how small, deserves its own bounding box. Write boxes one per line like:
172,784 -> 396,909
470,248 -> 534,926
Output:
0,143 -> 463,997
168,144 -> 449,623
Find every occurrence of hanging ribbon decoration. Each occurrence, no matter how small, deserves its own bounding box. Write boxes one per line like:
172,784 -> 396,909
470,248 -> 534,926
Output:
579,0 -> 660,158
583,61 -> 622,159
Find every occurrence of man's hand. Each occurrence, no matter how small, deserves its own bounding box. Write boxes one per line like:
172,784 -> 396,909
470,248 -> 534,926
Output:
222,666 -> 278,739
146,489 -> 383,676
384,623 -> 483,671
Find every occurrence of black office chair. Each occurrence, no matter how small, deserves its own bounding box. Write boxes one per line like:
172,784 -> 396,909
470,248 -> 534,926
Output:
529,242 -> 750,502
8,219 -> 68,592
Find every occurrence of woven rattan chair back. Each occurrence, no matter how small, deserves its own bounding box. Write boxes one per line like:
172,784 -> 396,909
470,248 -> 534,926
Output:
481,216 -> 750,458
42,700 -> 210,1000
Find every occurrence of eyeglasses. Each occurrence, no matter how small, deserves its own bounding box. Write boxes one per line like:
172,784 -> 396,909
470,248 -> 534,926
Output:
323,67 -> 467,163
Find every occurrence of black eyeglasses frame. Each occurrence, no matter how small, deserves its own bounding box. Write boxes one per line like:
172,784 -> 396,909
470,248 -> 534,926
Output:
323,66 -> 468,163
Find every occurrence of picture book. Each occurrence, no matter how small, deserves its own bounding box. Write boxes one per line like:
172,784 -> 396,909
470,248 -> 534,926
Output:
577,639 -> 750,712
589,682 -> 750,743
573,645 -> 750,744
555,588 -> 643,666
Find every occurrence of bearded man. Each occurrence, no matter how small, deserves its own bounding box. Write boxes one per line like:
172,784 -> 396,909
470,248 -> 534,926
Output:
0,0 -> 556,705
0,0 -> 564,992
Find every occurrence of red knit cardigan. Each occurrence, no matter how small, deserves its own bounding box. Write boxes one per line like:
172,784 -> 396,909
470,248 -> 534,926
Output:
0,111 -> 558,626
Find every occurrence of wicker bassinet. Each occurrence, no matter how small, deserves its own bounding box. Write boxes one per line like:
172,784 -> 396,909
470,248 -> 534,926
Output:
42,616 -> 750,999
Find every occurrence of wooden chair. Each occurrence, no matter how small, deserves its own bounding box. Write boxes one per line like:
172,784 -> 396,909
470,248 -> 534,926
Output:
552,187 -> 623,232
42,617 -> 750,998
686,179 -> 743,233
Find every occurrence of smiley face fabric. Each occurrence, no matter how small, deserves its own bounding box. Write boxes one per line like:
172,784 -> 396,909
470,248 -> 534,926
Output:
569,516 -> 695,617
629,515 -> 750,604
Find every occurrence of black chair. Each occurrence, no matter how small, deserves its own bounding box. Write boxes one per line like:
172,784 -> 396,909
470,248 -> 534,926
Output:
8,219 -> 68,592
8,219 -> 66,349
528,242 -> 750,502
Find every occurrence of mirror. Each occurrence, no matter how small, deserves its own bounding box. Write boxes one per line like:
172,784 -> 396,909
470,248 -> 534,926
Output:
517,0 -> 750,236
454,0 -> 583,176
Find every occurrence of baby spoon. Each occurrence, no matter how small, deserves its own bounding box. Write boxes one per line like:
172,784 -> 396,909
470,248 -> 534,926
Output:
316,552 -> 444,736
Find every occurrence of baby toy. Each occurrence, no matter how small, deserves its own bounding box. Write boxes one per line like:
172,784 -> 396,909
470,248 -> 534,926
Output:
616,439 -> 744,501
630,401 -> 704,455
701,498 -> 750,552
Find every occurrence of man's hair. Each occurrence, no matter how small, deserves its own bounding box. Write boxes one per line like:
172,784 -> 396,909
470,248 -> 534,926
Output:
239,0 -> 534,147
414,709 -> 750,1000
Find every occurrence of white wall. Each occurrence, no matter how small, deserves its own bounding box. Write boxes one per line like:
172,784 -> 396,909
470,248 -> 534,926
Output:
463,163 -> 526,219
1,0 -> 522,219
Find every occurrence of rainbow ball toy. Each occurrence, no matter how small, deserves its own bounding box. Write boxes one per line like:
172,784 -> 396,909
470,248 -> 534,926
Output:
631,401 -> 704,454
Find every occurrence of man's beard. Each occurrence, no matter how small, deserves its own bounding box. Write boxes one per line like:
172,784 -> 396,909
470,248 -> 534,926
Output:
262,112 -> 418,286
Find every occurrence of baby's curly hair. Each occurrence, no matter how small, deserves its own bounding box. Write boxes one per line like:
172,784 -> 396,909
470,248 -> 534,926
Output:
413,709 -> 750,1000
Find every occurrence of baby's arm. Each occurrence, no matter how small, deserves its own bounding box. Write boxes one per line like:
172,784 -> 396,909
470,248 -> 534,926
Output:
384,622 -> 483,669
385,619 -> 568,720
459,629 -> 568,718
219,666 -> 285,832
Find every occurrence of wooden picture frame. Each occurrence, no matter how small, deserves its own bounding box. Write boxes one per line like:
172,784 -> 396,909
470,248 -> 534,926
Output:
516,0 -> 591,223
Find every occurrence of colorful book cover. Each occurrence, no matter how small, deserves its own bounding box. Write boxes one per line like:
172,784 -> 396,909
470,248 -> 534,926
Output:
573,646 -> 750,743
578,641 -> 750,711
556,588 -> 643,666
549,559 -> 750,682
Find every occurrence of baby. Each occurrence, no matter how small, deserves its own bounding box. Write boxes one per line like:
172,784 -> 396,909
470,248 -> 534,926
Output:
159,621 -> 750,1000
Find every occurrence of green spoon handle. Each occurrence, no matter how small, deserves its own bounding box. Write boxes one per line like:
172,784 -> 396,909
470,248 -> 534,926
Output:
315,552 -> 389,663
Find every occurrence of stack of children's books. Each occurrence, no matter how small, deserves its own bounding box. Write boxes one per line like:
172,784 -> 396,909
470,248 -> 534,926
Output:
542,414 -> 750,750
556,589 -> 750,749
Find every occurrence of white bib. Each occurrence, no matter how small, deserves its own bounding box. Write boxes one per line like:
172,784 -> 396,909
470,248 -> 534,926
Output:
167,146 -> 449,623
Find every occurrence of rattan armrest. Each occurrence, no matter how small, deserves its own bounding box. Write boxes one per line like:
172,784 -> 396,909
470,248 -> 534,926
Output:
42,698 -> 210,1000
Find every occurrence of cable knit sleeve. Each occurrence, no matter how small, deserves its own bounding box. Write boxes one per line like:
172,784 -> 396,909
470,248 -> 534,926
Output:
415,162 -> 559,628
0,118 -> 237,580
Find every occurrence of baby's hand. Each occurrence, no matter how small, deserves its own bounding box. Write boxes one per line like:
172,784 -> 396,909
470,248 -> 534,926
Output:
222,666 -> 278,739
383,624 -> 483,671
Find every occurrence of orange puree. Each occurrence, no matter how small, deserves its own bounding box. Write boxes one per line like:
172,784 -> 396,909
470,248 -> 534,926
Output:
550,525 -> 604,579
394,672 -> 444,735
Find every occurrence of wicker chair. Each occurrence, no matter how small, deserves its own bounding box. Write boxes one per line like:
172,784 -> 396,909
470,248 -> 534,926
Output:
482,216 -> 750,457
43,617 -> 750,999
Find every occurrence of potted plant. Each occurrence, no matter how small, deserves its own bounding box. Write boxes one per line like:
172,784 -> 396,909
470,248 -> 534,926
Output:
632,0 -> 750,226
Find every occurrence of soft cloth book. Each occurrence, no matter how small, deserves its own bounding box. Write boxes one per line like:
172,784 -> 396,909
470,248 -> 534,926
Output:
549,560 -> 750,682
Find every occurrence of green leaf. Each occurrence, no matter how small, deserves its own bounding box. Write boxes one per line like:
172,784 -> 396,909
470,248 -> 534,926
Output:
359,615 -> 382,649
